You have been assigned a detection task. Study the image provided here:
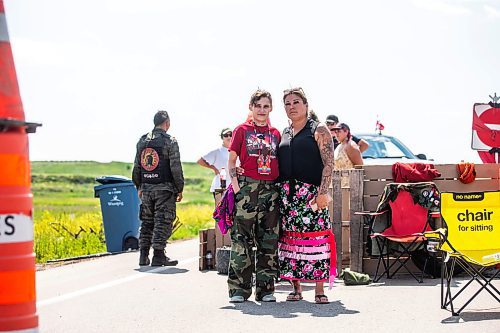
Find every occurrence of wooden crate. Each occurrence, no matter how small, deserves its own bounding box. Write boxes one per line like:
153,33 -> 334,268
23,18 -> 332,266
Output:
198,228 -> 216,271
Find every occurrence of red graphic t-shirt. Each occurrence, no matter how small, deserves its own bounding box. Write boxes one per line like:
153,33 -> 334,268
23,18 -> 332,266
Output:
229,123 -> 281,181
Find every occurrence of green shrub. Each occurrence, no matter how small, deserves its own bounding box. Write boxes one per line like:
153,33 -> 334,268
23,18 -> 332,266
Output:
31,161 -> 216,262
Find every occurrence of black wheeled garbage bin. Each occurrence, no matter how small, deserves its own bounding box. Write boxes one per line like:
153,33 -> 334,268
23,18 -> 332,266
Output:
94,175 -> 141,253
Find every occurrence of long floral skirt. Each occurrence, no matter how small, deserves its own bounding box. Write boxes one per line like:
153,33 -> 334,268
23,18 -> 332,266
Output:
278,180 -> 337,286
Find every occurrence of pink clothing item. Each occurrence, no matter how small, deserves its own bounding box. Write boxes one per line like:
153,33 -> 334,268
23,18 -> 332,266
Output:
278,243 -> 331,253
280,230 -> 337,289
212,184 -> 235,235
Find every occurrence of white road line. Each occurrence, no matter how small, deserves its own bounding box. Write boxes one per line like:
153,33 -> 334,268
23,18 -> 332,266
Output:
37,256 -> 198,308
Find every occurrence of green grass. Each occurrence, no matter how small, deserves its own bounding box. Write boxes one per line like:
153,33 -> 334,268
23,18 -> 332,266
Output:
31,161 -> 133,176
32,161 -> 216,262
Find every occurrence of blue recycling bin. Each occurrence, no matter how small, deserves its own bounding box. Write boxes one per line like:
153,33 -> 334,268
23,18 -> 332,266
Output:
94,175 -> 141,253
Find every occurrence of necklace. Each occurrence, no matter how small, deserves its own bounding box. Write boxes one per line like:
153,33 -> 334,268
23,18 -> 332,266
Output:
253,122 -> 271,148
253,122 -> 272,175
288,118 -> 308,140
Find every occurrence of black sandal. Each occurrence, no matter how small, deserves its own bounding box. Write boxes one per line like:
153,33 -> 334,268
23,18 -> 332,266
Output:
315,294 -> 329,304
286,291 -> 303,301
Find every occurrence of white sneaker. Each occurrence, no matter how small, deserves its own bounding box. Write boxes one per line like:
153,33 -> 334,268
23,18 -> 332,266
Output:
260,294 -> 276,302
229,296 -> 245,303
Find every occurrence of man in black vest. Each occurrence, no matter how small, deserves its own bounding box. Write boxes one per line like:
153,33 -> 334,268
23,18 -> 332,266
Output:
132,110 -> 185,266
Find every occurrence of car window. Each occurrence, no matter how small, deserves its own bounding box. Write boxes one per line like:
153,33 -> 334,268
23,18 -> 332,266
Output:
360,136 -> 413,159
385,140 -> 406,158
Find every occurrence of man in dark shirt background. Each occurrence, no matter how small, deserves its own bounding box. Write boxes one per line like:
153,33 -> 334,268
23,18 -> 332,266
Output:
325,114 -> 369,152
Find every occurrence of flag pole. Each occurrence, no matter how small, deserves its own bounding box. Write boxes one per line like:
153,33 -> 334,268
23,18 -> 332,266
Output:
488,93 -> 499,163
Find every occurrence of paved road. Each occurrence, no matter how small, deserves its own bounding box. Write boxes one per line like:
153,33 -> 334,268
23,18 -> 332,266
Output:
36,238 -> 500,333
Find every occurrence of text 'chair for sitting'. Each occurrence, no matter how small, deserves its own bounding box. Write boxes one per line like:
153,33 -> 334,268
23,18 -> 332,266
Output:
427,191 -> 500,316
356,182 -> 440,283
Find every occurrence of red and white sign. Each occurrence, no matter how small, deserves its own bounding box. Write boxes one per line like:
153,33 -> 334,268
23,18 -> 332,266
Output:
471,103 -> 500,150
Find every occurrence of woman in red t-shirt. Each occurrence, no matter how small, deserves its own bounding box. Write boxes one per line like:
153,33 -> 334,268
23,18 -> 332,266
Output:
226,89 -> 281,303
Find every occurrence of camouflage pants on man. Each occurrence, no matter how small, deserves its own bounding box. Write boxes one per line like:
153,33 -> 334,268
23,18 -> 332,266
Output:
227,181 -> 279,300
139,189 -> 176,250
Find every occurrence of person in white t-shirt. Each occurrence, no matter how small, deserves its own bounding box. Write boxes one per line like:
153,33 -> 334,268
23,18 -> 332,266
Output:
197,128 -> 232,200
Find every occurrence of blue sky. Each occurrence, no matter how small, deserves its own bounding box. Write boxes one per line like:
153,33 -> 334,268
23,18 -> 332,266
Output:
4,0 -> 500,163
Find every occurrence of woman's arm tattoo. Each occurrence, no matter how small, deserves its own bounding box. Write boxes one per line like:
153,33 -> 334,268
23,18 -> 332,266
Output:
229,167 -> 237,179
315,124 -> 334,195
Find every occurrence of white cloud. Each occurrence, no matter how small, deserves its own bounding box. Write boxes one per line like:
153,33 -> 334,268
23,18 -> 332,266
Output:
103,0 -> 247,14
414,0 -> 500,18
412,0 -> 471,16
5,0 -> 498,164
484,4 -> 500,18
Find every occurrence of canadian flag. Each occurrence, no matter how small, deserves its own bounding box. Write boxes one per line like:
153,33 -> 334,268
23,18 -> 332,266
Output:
375,120 -> 385,132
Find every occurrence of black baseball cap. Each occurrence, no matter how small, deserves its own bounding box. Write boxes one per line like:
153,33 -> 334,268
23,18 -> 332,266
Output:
220,128 -> 232,138
331,122 -> 350,131
325,115 -> 339,124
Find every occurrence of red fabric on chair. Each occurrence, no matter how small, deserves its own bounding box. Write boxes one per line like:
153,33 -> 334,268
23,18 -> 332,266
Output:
374,190 -> 432,238
392,162 -> 441,183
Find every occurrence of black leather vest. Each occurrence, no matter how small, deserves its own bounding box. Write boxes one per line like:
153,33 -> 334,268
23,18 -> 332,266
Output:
138,131 -> 173,184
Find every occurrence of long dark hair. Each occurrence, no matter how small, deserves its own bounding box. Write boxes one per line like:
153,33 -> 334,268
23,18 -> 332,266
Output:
308,109 -> 319,122
338,123 -> 352,141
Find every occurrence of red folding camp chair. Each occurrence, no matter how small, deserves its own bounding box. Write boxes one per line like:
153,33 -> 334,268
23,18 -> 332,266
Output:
356,182 -> 440,283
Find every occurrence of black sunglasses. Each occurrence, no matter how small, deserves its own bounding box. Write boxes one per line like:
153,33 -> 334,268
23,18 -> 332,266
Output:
223,133 -> 232,138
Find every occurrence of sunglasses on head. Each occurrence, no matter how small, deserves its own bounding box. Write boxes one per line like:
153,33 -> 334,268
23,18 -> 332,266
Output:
283,87 -> 305,96
223,133 -> 232,138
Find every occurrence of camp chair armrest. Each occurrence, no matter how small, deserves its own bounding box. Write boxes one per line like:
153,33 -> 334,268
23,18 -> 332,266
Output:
354,210 -> 388,216
354,210 -> 388,228
424,228 -> 446,239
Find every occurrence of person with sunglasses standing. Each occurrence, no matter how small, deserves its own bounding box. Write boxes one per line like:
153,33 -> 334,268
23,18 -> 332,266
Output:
325,115 -> 369,152
277,88 -> 337,304
227,89 -> 281,303
197,128 -> 232,204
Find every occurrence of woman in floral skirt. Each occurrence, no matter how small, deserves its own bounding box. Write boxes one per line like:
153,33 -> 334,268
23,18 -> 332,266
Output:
277,87 -> 336,304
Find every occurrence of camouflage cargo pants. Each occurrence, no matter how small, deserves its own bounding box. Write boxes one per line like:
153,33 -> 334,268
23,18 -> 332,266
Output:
227,181 -> 279,300
139,189 -> 176,250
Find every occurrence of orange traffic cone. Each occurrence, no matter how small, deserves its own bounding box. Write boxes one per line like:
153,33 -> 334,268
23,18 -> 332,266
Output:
0,1 -> 41,331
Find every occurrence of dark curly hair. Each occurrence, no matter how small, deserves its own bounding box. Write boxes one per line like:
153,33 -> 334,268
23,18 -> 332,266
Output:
249,89 -> 273,107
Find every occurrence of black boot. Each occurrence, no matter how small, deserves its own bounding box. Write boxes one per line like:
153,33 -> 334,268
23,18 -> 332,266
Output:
139,248 -> 150,266
151,249 -> 178,266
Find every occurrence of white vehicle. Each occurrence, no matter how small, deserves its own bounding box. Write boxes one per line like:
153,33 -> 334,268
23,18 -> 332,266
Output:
356,133 -> 432,165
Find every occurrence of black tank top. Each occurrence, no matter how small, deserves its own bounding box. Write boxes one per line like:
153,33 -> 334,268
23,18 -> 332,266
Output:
278,119 -> 323,186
